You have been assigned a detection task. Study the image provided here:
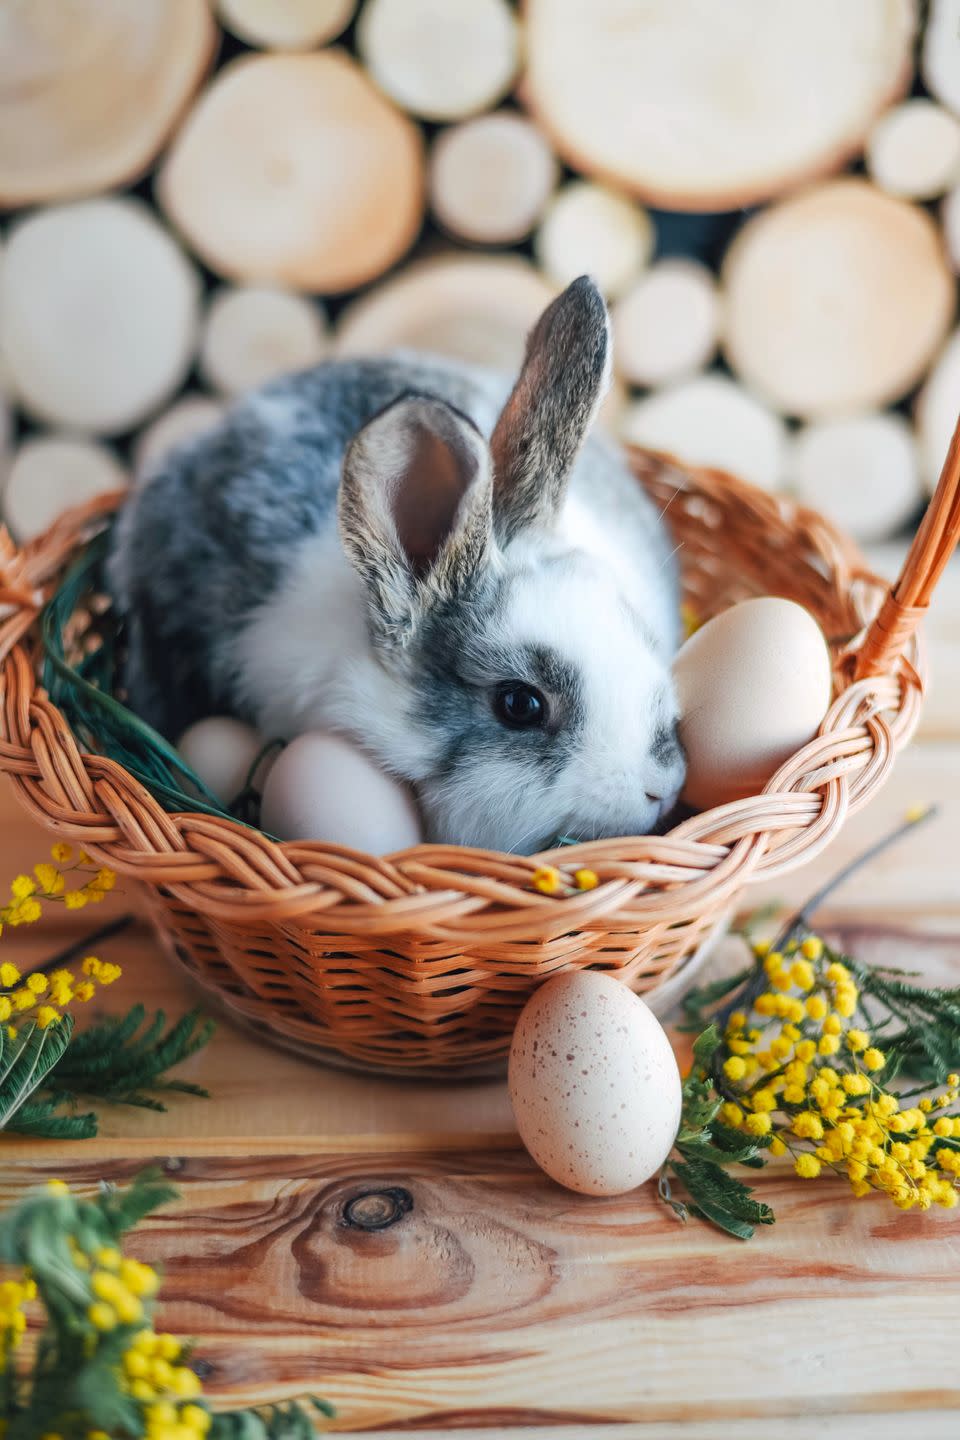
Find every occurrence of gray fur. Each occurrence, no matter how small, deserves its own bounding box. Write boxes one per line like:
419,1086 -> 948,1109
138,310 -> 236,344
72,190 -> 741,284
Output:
338,393 -> 494,648
491,275 -> 611,543
108,277 -> 685,849
110,353 -> 510,736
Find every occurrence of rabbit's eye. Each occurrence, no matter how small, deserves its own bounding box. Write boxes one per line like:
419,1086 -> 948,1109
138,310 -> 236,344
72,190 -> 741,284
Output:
493,683 -> 547,730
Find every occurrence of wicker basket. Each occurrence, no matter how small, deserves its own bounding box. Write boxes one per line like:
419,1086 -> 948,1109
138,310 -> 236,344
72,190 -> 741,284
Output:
1,433 -> 958,1076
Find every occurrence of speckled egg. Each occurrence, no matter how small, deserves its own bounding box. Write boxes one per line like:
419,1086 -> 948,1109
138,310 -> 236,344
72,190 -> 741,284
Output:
508,970 -> 682,1196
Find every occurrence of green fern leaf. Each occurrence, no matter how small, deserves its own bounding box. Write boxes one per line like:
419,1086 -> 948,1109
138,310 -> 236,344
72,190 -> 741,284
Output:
5,1100 -> 97,1140
672,1158 -> 774,1240
0,1018 -> 75,1131
44,1008 -> 214,1106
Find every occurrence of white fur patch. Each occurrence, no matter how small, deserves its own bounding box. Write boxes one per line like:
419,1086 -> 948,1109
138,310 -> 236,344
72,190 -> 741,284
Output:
230,410 -> 682,851
488,548 -> 683,842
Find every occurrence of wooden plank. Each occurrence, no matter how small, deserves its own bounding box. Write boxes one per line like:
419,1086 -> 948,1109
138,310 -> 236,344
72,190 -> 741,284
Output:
4,1151 -> 959,1432
385,1426 -> 960,1440
372,1424 -> 960,1440
4,813 -> 960,1430
1,607 -> 959,1434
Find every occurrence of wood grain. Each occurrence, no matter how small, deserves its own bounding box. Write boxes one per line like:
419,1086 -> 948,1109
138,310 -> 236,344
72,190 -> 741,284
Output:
4,1148 -> 959,1431
2,559 -> 960,1435
373,1425 -> 960,1440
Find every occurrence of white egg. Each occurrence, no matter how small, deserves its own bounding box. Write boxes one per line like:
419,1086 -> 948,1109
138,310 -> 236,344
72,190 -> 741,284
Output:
508,970 -> 682,1197
176,717 -> 271,805
260,731 -> 423,853
674,597 -> 833,811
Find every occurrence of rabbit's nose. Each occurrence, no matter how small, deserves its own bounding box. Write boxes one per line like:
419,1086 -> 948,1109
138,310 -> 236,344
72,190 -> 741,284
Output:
656,789 -> 682,824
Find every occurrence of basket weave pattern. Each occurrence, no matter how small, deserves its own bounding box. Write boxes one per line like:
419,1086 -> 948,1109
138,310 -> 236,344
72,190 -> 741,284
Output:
1,440 -> 957,1074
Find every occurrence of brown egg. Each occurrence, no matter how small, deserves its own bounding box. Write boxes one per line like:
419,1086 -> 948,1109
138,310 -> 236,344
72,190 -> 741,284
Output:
674,597 -> 833,811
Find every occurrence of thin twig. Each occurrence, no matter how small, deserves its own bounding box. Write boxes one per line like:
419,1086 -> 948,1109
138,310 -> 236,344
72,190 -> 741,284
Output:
772,804 -> 939,951
711,805 -> 939,1036
34,914 -> 137,974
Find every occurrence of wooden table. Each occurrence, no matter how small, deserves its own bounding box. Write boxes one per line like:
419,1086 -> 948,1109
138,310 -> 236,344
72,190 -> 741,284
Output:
4,546 -> 960,1436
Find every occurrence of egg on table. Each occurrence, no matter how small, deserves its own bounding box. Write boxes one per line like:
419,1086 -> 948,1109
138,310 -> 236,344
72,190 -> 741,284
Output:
176,716 -> 273,806
674,596 -> 833,811
260,730 -> 423,853
508,970 -> 682,1196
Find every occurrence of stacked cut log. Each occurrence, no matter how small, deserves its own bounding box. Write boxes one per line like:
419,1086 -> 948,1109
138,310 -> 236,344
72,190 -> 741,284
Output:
335,253 -> 556,372
133,396 -> 225,479
522,0 -> 915,209
0,1 -> 215,206
358,0 -> 520,121
199,287 -> 329,396
1,0 -> 958,549
429,112 -> 557,245
217,0 -> 357,50
4,437 -> 128,542
1,198 -> 200,433
157,51 -> 425,293
721,180 -> 954,419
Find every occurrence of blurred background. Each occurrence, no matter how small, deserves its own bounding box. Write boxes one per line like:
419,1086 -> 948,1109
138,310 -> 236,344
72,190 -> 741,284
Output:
0,0 -> 957,561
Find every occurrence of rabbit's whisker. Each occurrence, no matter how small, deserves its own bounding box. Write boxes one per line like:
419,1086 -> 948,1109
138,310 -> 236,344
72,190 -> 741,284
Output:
655,484 -> 682,525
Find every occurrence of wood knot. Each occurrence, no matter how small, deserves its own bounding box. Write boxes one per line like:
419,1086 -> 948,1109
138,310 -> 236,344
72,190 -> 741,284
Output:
342,1187 -> 413,1231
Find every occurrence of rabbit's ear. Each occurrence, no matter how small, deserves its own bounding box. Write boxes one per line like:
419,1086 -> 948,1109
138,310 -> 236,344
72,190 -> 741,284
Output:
340,394 -> 493,646
491,275 -> 611,544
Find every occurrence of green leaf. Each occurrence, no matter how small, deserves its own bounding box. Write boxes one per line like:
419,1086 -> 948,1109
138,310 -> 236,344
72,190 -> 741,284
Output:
70,1350 -> 143,1437
912,1020 -> 960,1076
710,1120 -> 770,1154
80,1001 -> 148,1051
5,1100 -> 98,1140
210,1399 -> 334,1438
0,1003 -> 213,1142
43,1007 -> 214,1108
672,1158 -> 774,1241
691,1022 -> 722,1069
681,1093 -> 723,1130
685,1196 -> 757,1241
0,1017 -> 75,1131
685,1159 -> 775,1224
97,1170 -> 180,1238
677,1131 -> 764,1168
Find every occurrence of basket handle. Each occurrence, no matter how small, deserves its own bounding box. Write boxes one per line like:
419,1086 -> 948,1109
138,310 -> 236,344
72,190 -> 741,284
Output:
0,492 -> 124,667
854,411 -> 960,680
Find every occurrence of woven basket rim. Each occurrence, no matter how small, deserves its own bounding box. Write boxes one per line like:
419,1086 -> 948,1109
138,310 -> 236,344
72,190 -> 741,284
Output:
0,436 -> 954,939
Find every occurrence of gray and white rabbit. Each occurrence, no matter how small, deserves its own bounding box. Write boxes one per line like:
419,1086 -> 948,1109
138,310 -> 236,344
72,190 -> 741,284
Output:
109,276 -> 686,852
